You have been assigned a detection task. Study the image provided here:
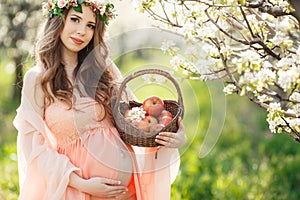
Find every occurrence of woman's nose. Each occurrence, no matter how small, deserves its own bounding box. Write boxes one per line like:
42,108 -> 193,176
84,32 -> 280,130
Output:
76,26 -> 86,35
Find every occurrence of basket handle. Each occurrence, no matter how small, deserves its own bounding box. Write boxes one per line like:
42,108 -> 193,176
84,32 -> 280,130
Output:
115,68 -> 184,111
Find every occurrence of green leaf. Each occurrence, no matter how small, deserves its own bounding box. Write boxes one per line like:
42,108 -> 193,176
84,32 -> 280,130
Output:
77,0 -> 85,4
73,4 -> 82,13
239,0 -> 246,5
240,86 -> 246,96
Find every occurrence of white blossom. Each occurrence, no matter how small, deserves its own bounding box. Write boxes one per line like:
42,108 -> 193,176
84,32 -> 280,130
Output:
290,92 -> 300,101
287,118 -> 300,132
267,102 -> 284,133
124,107 -> 146,122
170,55 -> 184,70
223,84 -> 236,95
268,102 -> 282,112
277,66 -> 300,91
184,45 -> 199,56
154,75 -> 165,84
161,40 -> 177,53
132,0 -> 300,137
267,116 -> 285,133
287,104 -> 300,117
276,57 -> 295,69
142,74 -> 152,84
239,72 -> 255,85
258,94 -> 273,103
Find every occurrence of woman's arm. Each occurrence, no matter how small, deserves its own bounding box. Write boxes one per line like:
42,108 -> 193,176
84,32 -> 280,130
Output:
14,67 -> 80,199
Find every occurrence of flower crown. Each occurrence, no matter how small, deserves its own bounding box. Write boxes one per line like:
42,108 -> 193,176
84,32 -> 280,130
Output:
42,0 -> 116,25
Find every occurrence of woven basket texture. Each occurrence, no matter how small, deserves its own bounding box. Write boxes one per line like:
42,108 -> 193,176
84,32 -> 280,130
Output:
111,69 -> 184,147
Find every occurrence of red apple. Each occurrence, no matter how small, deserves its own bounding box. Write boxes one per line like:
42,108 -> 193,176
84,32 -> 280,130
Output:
158,110 -> 173,121
143,115 -> 158,125
142,96 -> 164,117
132,120 -> 150,132
150,123 -> 165,132
158,115 -> 173,126
132,116 -> 158,132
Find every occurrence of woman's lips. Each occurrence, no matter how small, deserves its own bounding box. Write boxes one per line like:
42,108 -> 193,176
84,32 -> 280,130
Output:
71,37 -> 84,45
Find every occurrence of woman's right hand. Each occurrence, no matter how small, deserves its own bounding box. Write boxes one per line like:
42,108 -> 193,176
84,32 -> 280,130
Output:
82,177 -> 128,198
69,173 -> 128,198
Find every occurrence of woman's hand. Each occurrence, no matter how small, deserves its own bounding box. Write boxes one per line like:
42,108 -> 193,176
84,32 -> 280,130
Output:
155,117 -> 186,148
82,177 -> 128,198
69,173 -> 128,198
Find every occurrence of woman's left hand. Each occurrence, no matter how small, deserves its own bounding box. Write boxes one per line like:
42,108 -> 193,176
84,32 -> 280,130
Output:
155,117 -> 186,148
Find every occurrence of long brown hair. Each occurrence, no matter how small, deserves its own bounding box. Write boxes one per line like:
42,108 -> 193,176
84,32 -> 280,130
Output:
35,8 -> 116,120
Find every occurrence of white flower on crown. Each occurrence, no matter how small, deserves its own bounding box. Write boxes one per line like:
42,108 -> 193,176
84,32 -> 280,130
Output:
57,0 -> 68,8
42,0 -> 54,15
88,0 -> 105,14
99,5 -> 106,15
41,0 -> 115,25
70,0 -> 78,7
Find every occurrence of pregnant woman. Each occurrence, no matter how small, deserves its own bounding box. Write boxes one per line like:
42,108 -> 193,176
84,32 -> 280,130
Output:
13,0 -> 186,199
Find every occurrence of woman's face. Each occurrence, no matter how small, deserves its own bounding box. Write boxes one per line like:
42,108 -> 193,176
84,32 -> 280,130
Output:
60,4 -> 96,54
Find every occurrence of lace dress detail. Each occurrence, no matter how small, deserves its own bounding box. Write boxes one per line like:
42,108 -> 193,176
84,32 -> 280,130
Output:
44,97 -> 136,200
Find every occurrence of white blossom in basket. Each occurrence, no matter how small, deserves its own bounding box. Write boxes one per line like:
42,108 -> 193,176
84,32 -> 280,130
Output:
124,107 -> 146,122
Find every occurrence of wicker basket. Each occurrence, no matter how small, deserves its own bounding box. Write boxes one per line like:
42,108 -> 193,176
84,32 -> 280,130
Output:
111,69 -> 184,147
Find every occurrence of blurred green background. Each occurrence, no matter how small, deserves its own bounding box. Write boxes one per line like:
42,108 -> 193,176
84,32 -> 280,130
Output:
1,48 -> 299,200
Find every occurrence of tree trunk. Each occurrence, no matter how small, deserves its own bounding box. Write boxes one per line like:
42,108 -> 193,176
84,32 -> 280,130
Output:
13,56 -> 23,101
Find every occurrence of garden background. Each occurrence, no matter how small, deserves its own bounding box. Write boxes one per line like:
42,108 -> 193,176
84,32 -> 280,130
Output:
1,0 -> 300,199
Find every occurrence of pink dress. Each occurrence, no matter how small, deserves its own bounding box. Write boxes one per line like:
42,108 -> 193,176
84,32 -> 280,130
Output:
13,66 -> 180,200
44,96 -> 137,199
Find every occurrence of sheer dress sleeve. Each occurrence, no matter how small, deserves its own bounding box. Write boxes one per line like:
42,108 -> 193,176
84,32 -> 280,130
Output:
13,66 -> 80,200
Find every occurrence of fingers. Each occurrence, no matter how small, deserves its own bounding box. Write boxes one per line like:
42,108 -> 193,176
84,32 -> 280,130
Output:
104,182 -> 128,197
101,178 -> 122,186
101,178 -> 128,194
155,117 -> 186,148
105,185 -> 128,194
155,132 -> 177,148
104,189 -> 128,198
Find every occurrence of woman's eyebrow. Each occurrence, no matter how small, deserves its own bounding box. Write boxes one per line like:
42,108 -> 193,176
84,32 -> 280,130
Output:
70,14 -> 82,19
88,21 -> 96,25
70,13 -> 95,24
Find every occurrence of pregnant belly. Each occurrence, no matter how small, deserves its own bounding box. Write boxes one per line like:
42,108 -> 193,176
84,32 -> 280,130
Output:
85,147 -> 133,186
117,147 -> 133,186
58,137 -> 133,187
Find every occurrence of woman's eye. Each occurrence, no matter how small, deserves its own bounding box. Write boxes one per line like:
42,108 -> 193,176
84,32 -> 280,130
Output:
70,17 -> 79,23
87,24 -> 95,30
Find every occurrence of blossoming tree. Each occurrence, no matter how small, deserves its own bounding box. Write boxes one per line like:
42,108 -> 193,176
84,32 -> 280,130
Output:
132,0 -> 300,143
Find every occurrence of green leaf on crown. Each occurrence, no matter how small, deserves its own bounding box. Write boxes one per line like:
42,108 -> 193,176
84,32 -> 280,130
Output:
98,14 -> 108,25
73,4 -> 82,13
